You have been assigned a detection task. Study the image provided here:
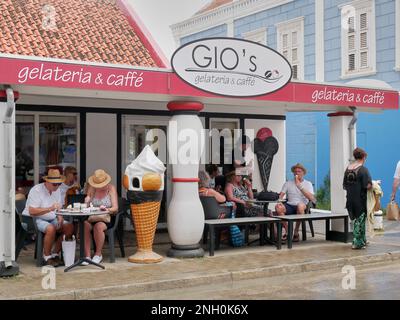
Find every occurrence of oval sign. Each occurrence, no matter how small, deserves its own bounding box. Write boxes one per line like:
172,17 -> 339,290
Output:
171,37 -> 292,97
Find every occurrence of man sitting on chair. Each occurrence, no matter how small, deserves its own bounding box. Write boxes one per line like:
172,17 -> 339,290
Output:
275,163 -> 315,242
23,169 -> 74,266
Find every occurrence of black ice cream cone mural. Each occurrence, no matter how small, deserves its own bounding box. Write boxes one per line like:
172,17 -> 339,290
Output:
253,128 -> 279,191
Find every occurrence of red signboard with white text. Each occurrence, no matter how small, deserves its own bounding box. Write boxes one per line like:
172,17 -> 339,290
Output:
0,56 -> 398,110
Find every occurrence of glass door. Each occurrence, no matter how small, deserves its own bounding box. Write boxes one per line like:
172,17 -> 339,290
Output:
123,116 -> 170,223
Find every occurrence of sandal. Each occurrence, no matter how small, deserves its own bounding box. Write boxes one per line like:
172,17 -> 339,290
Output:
293,234 -> 300,242
281,234 -> 287,242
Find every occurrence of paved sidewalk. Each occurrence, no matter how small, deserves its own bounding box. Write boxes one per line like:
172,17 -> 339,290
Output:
1,221 -> 400,300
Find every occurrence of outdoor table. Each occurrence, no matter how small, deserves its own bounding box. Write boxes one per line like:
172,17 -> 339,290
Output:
245,199 -> 284,245
56,209 -> 108,272
204,217 -> 282,256
277,212 -> 349,249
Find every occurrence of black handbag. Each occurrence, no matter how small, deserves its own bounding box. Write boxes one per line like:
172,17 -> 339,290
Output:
256,191 -> 279,201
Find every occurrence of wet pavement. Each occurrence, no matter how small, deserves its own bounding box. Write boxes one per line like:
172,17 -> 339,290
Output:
107,262 -> 400,300
1,220 -> 400,299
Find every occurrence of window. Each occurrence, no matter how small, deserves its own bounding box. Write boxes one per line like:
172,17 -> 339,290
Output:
276,17 -> 304,81
340,0 -> 376,78
16,112 -> 79,192
243,27 -> 267,45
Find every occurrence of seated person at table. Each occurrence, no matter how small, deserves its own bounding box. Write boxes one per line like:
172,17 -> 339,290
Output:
59,166 -> 81,206
199,170 -> 226,204
224,171 -> 263,217
83,169 -> 118,264
205,164 -> 219,189
275,163 -> 315,242
23,169 -> 74,267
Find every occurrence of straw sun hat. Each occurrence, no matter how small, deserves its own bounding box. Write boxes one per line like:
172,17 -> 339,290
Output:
43,169 -> 65,183
291,163 -> 307,175
88,169 -> 111,188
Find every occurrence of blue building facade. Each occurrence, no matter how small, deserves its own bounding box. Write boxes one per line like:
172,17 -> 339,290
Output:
173,0 -> 400,205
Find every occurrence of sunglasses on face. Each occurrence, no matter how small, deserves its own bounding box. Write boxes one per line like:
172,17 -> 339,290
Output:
51,183 -> 62,187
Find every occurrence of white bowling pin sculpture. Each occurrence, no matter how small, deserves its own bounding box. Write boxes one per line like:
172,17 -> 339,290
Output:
167,101 -> 205,258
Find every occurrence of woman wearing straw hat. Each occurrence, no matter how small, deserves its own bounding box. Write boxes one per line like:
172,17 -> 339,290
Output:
83,169 -> 118,264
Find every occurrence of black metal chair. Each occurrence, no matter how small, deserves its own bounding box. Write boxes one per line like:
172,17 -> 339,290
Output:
200,196 -> 232,249
90,197 -> 126,263
14,199 -> 41,263
301,201 -> 316,241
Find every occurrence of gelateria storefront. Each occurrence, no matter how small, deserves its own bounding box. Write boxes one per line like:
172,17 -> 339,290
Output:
0,39 -> 398,272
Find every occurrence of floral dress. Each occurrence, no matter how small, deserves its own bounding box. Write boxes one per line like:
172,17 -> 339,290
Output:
232,184 -> 263,217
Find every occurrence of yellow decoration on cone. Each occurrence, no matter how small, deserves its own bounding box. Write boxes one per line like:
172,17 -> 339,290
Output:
142,172 -> 162,191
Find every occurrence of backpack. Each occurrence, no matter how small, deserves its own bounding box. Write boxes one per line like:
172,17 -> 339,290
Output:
257,191 -> 280,201
344,166 -> 361,186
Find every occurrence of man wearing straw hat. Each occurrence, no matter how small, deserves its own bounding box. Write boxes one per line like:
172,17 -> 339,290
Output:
275,163 -> 315,242
23,169 -> 74,267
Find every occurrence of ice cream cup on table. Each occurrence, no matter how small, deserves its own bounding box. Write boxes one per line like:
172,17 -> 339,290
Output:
123,145 -> 166,264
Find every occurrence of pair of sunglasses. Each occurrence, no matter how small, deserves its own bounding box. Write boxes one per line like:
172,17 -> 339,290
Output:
51,183 -> 62,187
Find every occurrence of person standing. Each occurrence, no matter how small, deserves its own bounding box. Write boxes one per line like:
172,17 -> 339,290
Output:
390,161 -> 400,201
343,147 -> 372,249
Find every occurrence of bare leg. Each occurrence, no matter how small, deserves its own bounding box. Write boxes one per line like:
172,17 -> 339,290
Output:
275,203 -> 287,236
93,222 -> 107,257
54,223 -> 74,254
294,203 -> 306,235
84,221 -> 92,257
43,224 -> 56,257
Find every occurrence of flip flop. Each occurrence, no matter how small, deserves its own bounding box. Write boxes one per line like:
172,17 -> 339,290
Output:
293,234 -> 300,242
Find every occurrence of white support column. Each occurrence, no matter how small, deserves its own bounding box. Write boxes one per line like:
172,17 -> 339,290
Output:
329,112 -> 355,237
0,89 -> 19,277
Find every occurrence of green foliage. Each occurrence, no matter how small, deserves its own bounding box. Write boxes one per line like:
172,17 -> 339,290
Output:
316,173 -> 331,210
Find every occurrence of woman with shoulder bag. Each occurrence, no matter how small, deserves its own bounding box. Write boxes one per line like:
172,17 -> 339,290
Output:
83,169 -> 118,264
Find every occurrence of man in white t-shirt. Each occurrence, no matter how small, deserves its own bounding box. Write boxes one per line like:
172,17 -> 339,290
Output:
23,169 -> 74,267
390,161 -> 400,201
275,163 -> 316,242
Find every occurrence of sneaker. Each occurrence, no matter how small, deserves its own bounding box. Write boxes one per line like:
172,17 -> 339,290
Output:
92,255 -> 103,264
352,245 -> 366,250
53,256 -> 63,267
44,258 -> 58,267
81,257 -> 91,266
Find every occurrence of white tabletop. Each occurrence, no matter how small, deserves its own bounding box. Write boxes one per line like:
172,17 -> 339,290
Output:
56,209 -> 109,217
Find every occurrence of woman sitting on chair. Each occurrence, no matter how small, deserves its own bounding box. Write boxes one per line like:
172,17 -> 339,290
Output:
199,170 -> 234,218
83,169 -> 118,264
224,171 -> 263,217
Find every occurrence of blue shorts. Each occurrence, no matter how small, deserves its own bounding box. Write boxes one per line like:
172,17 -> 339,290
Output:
35,217 -> 70,233
284,203 -> 299,215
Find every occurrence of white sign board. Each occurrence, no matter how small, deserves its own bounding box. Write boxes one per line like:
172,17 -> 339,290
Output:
171,37 -> 292,97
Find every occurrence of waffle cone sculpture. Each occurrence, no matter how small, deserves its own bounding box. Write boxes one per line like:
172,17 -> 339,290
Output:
128,190 -> 163,263
123,146 -> 166,264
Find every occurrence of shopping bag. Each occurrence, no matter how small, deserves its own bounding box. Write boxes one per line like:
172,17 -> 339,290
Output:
62,235 -> 76,267
386,201 -> 399,221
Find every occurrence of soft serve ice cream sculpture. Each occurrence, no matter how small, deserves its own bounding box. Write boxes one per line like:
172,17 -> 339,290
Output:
123,145 -> 166,263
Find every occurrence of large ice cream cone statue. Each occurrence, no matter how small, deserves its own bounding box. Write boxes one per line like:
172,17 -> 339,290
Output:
123,146 -> 166,264
254,128 -> 279,191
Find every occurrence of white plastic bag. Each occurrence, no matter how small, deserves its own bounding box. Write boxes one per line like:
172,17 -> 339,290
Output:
62,235 -> 76,267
